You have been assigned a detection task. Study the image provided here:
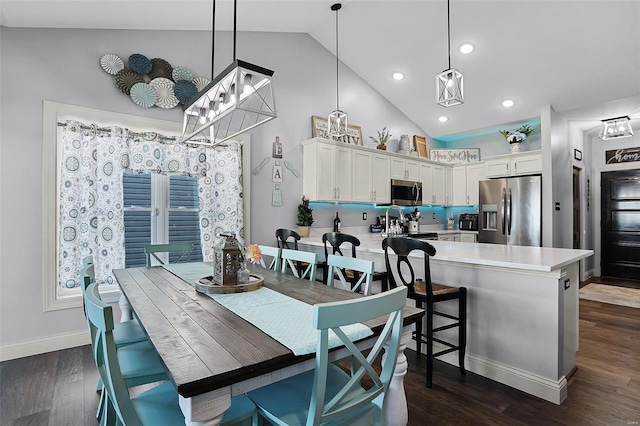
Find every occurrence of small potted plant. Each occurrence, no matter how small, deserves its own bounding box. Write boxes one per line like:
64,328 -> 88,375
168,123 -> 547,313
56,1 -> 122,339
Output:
499,124 -> 534,153
296,196 -> 314,237
370,127 -> 391,150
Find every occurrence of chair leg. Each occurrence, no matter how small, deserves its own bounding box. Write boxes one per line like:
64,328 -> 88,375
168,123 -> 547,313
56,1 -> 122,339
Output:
426,303 -> 434,388
458,288 -> 467,376
414,300 -> 422,357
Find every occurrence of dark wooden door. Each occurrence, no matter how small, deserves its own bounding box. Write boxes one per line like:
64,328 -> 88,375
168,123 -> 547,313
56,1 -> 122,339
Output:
601,169 -> 640,279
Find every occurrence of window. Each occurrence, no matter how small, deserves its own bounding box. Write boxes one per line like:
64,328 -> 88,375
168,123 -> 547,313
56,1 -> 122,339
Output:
123,173 -> 203,267
43,101 -> 251,311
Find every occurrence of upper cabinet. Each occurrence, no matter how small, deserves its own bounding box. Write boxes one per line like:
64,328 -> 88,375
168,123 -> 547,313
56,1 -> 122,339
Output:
419,162 -> 447,205
302,138 -> 537,207
484,151 -> 542,178
303,141 -> 352,202
352,150 -> 390,203
390,157 -> 419,181
452,163 -> 485,206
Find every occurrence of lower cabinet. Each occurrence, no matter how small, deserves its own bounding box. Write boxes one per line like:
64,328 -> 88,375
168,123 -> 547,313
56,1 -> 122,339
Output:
439,233 -> 477,242
460,233 -> 477,243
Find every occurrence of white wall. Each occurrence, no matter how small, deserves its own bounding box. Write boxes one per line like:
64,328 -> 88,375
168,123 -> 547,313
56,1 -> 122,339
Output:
0,27 -> 427,356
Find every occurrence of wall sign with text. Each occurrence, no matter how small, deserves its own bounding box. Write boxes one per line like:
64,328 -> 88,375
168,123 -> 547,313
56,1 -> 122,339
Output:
606,147 -> 640,164
429,149 -> 481,164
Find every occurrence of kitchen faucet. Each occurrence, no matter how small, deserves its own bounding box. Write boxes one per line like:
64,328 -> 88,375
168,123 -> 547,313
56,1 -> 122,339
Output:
383,204 -> 405,237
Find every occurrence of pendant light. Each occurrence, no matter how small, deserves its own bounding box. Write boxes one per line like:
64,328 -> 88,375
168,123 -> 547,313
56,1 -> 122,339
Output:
436,0 -> 464,107
181,0 -> 277,146
599,116 -> 634,140
328,3 -> 347,138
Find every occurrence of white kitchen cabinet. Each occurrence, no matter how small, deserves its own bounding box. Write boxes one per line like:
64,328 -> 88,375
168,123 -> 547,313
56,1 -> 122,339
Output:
460,233 -> 477,243
484,152 -> 542,178
452,163 -> 485,206
391,157 -> 419,181
352,150 -> 390,203
419,162 -> 447,205
371,153 -> 391,203
303,141 -> 352,201
444,167 -> 453,206
439,233 -> 460,242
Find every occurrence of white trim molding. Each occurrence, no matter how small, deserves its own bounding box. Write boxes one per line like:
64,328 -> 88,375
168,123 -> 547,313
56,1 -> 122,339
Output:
406,340 -> 568,405
0,330 -> 90,362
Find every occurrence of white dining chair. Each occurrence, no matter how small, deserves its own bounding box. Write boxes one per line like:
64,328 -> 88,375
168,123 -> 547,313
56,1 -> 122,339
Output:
326,254 -> 375,296
257,245 -> 281,271
280,249 -> 317,281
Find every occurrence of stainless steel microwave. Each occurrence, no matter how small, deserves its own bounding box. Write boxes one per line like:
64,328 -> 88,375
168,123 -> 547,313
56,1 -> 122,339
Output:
390,179 -> 422,206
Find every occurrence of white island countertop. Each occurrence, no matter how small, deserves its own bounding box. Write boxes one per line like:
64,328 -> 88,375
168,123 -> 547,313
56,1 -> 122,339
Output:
299,233 -> 593,273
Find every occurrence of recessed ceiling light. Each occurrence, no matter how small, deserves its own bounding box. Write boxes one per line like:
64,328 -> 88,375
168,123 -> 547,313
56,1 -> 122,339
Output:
392,72 -> 404,80
438,116 -> 449,122
502,99 -> 515,107
459,43 -> 474,54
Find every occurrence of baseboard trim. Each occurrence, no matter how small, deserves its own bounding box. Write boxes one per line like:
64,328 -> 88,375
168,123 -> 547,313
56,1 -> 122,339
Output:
406,340 -> 567,405
0,330 -> 90,362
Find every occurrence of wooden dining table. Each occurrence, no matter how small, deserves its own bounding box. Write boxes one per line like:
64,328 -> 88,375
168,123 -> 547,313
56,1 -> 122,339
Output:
113,263 -> 424,426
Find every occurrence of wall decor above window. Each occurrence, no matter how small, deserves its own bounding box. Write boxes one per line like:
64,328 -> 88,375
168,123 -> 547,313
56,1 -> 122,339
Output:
100,53 -> 210,110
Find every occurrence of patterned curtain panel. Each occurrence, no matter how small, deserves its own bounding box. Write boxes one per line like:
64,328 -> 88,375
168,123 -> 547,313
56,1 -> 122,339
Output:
200,141 -> 245,261
59,121 -> 126,288
58,120 -> 232,289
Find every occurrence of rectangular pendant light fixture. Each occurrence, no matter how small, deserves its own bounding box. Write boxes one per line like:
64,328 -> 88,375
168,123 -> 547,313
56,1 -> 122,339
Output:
181,60 -> 276,146
436,68 -> 464,107
599,116 -> 634,140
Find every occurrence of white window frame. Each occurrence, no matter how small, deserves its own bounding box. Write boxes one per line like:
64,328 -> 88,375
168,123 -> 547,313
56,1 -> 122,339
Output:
42,101 -> 252,312
124,173 -> 202,266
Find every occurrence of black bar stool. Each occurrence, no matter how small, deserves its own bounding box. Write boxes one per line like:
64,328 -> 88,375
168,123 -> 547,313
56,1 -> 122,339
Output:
382,236 -> 467,388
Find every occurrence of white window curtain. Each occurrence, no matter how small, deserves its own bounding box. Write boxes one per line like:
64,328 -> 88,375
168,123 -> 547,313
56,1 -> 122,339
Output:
58,120 -> 243,289
199,141 -> 245,261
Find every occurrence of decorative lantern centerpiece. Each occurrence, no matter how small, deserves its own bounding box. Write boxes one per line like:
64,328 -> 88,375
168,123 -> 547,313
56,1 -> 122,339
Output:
212,232 -> 244,286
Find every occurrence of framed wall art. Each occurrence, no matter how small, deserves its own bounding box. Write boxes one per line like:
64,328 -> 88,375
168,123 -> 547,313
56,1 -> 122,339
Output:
311,115 -> 363,145
414,135 -> 428,158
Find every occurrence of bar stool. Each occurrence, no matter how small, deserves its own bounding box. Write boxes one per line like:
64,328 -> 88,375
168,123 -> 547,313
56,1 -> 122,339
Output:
322,232 -> 388,293
382,236 -> 467,388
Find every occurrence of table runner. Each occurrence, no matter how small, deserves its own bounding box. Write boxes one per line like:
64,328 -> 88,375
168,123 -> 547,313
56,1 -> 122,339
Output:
163,263 -> 373,355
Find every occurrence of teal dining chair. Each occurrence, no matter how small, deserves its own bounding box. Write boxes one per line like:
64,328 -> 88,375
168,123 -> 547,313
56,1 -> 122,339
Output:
80,263 -> 147,347
280,248 -> 317,281
84,282 -> 259,426
81,263 -> 170,424
247,286 -> 408,425
144,242 -> 193,266
257,245 -> 281,271
326,254 -> 375,296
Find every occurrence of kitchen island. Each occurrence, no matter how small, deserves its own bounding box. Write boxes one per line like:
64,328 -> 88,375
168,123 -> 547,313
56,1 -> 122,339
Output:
298,233 -> 593,404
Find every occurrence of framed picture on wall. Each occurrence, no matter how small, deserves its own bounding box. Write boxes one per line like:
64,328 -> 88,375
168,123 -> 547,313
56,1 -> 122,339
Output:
311,115 -> 363,145
414,135 -> 428,158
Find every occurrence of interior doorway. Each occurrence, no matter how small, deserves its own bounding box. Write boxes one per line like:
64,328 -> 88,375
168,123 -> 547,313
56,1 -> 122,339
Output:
600,169 -> 640,279
573,167 -> 581,250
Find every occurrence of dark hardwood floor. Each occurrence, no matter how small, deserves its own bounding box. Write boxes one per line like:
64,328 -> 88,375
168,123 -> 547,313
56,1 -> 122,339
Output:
1,294 -> 638,425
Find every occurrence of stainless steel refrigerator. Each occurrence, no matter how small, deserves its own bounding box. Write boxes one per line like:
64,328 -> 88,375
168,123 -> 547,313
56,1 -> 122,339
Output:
478,176 -> 542,246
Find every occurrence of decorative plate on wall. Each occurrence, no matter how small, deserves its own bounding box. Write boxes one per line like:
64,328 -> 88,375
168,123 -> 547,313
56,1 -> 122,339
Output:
100,54 -> 124,75
174,80 -> 199,104
150,77 -> 179,108
115,68 -> 144,95
129,82 -> 157,108
129,53 -> 153,75
192,77 -> 210,92
172,66 -> 193,82
149,58 -> 173,80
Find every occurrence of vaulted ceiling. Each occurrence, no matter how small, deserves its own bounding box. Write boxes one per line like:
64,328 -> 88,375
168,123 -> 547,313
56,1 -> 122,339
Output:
2,0 -> 639,138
